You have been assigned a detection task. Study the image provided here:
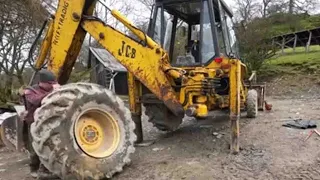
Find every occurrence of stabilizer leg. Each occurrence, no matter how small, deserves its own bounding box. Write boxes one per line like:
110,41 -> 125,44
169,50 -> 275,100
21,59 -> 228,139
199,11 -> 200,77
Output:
229,60 -> 241,154
128,73 -> 154,147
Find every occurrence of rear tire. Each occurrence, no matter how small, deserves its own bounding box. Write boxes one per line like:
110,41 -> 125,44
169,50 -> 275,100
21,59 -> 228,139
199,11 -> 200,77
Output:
31,83 -> 136,179
246,89 -> 258,118
144,103 -> 183,131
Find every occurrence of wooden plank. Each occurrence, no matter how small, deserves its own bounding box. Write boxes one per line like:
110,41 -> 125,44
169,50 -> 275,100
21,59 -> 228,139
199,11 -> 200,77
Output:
306,31 -> 312,53
293,34 -> 297,53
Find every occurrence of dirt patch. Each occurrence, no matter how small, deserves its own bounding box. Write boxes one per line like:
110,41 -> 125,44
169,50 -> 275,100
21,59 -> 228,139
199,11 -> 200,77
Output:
1,98 -> 320,180
0,148 -> 32,180
261,73 -> 320,98
112,98 -> 320,180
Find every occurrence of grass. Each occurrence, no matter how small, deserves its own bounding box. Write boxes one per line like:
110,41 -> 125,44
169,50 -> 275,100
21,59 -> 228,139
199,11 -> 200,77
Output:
268,46 -> 320,66
260,45 -> 320,79
258,45 -> 320,97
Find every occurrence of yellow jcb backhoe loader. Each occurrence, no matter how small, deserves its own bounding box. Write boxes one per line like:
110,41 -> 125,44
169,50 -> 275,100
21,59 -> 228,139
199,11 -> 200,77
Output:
0,0 -> 266,179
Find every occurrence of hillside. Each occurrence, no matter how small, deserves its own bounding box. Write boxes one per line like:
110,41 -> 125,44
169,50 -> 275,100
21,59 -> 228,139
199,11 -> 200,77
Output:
260,45 -> 320,97
268,13 -> 320,36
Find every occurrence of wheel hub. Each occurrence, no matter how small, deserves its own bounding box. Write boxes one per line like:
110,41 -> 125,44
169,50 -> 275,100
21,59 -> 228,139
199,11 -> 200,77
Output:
82,124 -> 99,144
75,109 -> 120,158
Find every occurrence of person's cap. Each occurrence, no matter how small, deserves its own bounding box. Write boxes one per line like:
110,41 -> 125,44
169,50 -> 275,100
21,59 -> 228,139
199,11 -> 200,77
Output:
39,69 -> 56,83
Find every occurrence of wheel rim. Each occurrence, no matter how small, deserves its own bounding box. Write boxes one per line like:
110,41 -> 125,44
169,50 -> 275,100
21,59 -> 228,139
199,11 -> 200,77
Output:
75,109 -> 120,158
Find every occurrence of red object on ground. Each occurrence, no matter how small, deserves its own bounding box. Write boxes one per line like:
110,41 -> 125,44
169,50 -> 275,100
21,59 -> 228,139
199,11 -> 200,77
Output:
304,129 -> 320,142
265,101 -> 273,111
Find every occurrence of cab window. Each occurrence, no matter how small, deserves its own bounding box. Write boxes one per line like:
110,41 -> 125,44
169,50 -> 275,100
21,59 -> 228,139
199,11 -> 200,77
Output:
201,0 -> 215,64
226,15 -> 238,56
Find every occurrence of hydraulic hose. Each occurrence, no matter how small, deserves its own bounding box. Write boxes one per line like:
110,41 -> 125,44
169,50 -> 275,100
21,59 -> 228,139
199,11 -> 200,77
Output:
28,20 -> 48,71
27,20 -> 48,86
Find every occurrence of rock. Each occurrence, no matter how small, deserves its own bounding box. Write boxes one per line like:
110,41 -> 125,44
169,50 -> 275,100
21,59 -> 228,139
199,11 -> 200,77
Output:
186,161 -> 199,165
152,147 -> 164,152
253,151 -> 264,156
0,169 -> 6,172
200,125 -> 212,128
217,134 -> 223,139
213,132 -> 219,136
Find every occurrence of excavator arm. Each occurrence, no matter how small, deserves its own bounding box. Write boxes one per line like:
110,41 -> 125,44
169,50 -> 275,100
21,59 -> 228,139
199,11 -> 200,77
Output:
34,0 -> 184,116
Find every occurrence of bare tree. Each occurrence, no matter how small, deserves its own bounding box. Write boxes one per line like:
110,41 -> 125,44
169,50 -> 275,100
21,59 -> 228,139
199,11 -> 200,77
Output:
136,0 -> 155,11
289,0 -> 294,14
24,0 -> 52,23
0,0 -> 44,102
234,0 -> 260,23
257,0 -> 290,17
294,0 -> 318,14
267,0 -> 288,14
259,0 -> 274,17
287,0 -> 318,14
93,0 -> 137,32
236,0 -> 317,20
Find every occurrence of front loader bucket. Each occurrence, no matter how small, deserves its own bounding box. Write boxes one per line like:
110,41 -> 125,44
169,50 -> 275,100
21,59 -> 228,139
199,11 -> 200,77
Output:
0,106 -> 25,151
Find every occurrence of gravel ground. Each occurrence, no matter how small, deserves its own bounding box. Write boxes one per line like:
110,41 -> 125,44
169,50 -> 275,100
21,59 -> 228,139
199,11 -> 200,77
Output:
0,97 -> 320,180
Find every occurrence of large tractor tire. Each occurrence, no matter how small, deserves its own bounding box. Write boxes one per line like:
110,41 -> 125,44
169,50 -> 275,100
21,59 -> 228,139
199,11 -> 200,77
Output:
144,103 -> 183,131
31,83 -> 136,179
246,89 -> 258,118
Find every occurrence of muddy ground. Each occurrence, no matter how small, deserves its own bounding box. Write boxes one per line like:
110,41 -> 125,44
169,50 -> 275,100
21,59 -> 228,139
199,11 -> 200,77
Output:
1,94 -> 320,179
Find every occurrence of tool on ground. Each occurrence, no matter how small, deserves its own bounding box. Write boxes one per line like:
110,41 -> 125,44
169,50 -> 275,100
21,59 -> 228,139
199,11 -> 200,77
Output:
304,129 -> 320,142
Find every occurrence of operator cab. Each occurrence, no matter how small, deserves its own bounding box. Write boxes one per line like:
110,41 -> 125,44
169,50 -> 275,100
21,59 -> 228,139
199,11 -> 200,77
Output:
148,0 -> 239,66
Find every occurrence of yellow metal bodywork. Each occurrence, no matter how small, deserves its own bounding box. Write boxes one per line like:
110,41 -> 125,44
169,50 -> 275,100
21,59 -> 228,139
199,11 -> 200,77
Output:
46,0 -> 96,84
81,19 -> 184,117
33,0 -> 247,120
111,10 -> 158,49
127,72 -> 144,142
32,0 -> 250,154
34,20 -> 54,69
34,0 -> 184,116
229,59 -> 241,153
195,104 -> 208,118
176,57 -> 245,153
177,57 -> 247,120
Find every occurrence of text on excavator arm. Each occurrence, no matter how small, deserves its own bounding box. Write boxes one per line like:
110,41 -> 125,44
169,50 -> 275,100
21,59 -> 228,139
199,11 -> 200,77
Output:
33,0 -> 184,116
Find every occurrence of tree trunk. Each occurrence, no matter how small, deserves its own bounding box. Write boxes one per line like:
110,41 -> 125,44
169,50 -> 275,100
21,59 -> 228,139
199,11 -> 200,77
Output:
0,88 -> 7,104
289,0 -> 294,14
17,74 -> 25,86
4,75 -> 13,102
263,6 -> 267,18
